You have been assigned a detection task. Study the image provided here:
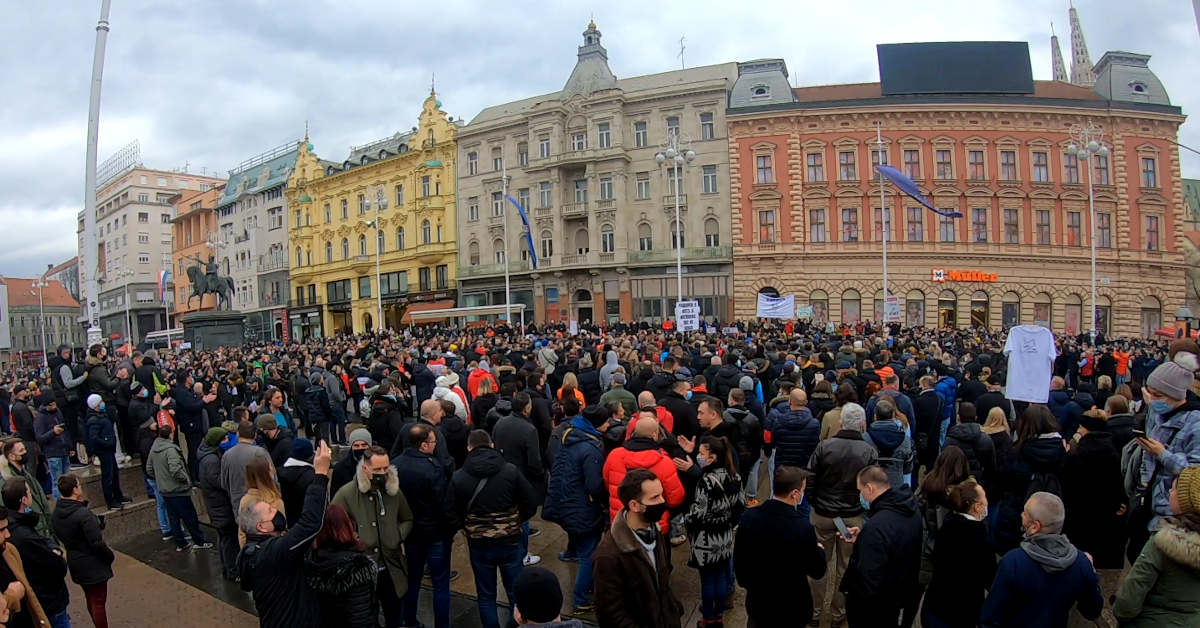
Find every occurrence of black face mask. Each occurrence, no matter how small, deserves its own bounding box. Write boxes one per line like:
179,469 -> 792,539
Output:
270,511 -> 287,533
370,473 -> 388,488
639,501 -> 669,525
352,449 -> 368,461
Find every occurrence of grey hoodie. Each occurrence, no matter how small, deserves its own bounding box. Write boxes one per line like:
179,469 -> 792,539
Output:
537,347 -> 559,371
1020,533 -> 1079,572
599,350 -> 620,390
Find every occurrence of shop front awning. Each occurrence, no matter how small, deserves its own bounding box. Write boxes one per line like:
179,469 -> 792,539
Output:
405,302 -> 525,323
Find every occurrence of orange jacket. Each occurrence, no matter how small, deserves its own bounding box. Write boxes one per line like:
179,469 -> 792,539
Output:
556,386 -> 586,409
602,439 -> 686,533
467,367 -> 499,399
625,406 -> 675,439
1114,351 -> 1130,376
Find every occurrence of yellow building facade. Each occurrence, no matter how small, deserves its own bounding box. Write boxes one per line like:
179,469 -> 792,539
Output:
285,92 -> 459,338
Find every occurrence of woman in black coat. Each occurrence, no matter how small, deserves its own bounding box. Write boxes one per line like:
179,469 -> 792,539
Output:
305,504 -> 378,628
992,404 -> 1066,552
921,479 -> 997,628
1061,410 -> 1128,569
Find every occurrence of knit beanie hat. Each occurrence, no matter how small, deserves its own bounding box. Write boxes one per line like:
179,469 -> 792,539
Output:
1147,361 -> 1194,400
348,428 -> 373,447
87,394 -> 103,410
512,567 -> 563,623
291,438 -> 314,462
582,405 -> 610,428
1177,466 -> 1200,515
204,427 -> 228,448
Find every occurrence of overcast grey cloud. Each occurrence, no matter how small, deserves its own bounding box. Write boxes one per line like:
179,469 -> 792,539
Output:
1,0 -> 1196,277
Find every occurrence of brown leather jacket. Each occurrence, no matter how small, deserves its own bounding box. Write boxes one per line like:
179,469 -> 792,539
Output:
593,510 -> 683,628
2,543 -> 49,626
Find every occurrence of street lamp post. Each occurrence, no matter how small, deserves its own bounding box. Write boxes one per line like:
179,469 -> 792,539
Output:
32,275 -> 49,369
364,188 -> 387,331
1067,122 -> 1109,345
655,133 -> 696,311
117,268 -> 134,351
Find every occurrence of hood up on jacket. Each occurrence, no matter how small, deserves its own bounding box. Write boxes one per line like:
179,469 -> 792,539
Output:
866,419 -> 906,452
1020,533 -> 1079,573
1155,519 -> 1200,570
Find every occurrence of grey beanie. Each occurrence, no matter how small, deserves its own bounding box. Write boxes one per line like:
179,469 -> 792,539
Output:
348,428 -> 373,446
738,376 -> 755,391
1147,361 -> 1194,400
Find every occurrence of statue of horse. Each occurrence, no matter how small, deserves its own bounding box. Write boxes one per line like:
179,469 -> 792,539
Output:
185,264 -> 236,311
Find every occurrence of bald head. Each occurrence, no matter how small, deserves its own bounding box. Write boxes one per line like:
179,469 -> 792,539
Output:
419,399 -> 444,424
633,416 -> 660,438
637,391 -> 656,409
789,388 -> 808,410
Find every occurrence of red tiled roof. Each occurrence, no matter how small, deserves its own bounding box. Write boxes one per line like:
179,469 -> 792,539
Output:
1,277 -> 80,308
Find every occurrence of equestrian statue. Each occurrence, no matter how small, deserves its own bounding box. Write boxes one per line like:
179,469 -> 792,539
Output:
184,254 -> 236,311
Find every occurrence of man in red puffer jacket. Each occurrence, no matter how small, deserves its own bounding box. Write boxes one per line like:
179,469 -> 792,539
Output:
601,414 -> 685,533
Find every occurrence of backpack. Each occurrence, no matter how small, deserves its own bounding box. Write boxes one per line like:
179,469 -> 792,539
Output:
237,538 -> 264,592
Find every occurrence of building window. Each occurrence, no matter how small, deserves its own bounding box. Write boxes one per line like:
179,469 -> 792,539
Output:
1003,208 -> 1019,243
138,253 -> 149,264
699,112 -> 715,140
396,227 -> 405,250
436,265 -> 448,289
841,208 -> 858,242
906,207 -> 923,242
638,223 -> 652,251
760,210 -> 777,243
903,149 -> 921,179
540,231 -> 553,259
968,150 -> 985,180
669,221 -> 685,249
341,199 -> 348,219
601,224 -> 615,253
1146,215 -> 1160,250
517,142 -> 528,166
839,151 -> 857,180
518,187 -> 530,210
491,192 -> 504,217
972,208 -> 988,242
1036,210 -> 1051,245
702,165 -> 718,193
1094,155 -> 1110,185
1000,150 -> 1017,180
296,247 -> 303,267
323,203 -> 331,223
1067,211 -> 1082,246
756,155 -> 774,184
599,177 -> 614,200
666,116 -> 679,139
137,212 -> 149,223
538,135 -> 550,158
419,267 -> 431,291
467,152 -> 478,175
571,132 -> 587,151
573,179 -> 588,203
1097,212 -> 1111,248
341,237 -> 350,259
358,234 -> 367,256
358,276 -> 372,298
807,153 -> 824,182
421,220 -> 432,244
325,241 -> 333,262
421,176 -> 431,197
810,209 -> 826,242
492,147 -> 503,171
870,147 -> 888,170
467,197 -> 479,221
634,122 -> 647,148
377,229 -> 385,254
704,218 -> 720,247
1063,153 -> 1080,184
1142,157 -> 1158,188
538,182 -> 552,208
874,208 -> 891,241
358,193 -> 366,214
666,168 -> 681,196
597,123 -> 611,148
1032,151 -> 1050,182
935,149 -> 952,180
138,233 -> 149,244
939,213 -> 955,242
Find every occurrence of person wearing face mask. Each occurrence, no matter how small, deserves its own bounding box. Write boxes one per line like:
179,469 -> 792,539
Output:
197,427 -> 239,581
85,394 -> 127,510
1,440 -> 53,542
52,474 -> 113,628
839,464 -> 923,628
682,435 -> 744,628
394,423 -> 458,628
980,491 -> 1102,628
920,479 -> 996,628
331,429 -> 374,494
593,468 -> 685,628
659,371 -> 700,440
1,477 -> 70,627
237,439 -> 332,628
333,444 -> 413,628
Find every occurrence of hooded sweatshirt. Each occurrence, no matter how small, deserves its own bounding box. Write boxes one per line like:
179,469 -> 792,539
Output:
599,350 -> 620,391
981,532 -> 1102,628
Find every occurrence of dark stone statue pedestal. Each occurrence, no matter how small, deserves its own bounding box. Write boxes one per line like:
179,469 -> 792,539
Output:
182,311 -> 246,350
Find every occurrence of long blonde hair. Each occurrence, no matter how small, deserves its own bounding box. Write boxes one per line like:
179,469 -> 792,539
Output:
981,406 -> 1009,435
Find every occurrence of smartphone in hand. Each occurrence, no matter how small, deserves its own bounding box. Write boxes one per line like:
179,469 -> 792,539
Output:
833,516 -> 851,539
1132,428 -> 1147,439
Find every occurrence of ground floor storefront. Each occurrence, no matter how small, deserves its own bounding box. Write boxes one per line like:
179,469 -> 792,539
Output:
733,250 -> 1184,338
458,263 -> 734,325
289,290 -> 458,338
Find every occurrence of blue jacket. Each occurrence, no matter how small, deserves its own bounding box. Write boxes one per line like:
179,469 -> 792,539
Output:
85,408 -> 117,453
981,534 -> 1102,628
764,406 -> 820,469
864,389 -> 915,431
934,375 -> 957,427
543,417 -> 605,535
1048,389 -> 1084,439
1140,398 -> 1200,528
864,419 -> 914,488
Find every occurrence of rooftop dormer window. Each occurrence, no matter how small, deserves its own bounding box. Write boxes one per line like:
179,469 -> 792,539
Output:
751,85 -> 770,100
1129,80 -> 1147,94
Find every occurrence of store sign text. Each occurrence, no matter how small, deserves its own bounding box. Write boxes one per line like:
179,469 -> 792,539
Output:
932,268 -> 998,283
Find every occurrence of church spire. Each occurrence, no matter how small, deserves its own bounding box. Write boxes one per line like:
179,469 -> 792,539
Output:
1050,23 -> 1068,82
1068,4 -> 1096,87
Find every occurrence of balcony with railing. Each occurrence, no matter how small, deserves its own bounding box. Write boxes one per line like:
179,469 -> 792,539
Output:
488,214 -> 505,226
561,202 -> 588,218
287,296 -> 322,308
260,293 -> 285,308
595,199 -> 616,210
663,194 -> 688,207
560,252 -> 588,265
535,206 -> 553,217
257,257 -> 288,273
459,260 -> 533,278
628,245 -> 731,264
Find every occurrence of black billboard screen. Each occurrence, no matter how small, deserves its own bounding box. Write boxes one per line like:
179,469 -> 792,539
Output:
877,42 -> 1034,95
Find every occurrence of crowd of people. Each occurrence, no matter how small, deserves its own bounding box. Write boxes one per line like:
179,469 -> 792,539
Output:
0,318 -> 1197,628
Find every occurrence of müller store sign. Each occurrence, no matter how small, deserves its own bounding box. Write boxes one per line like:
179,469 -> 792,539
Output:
932,268 -> 998,283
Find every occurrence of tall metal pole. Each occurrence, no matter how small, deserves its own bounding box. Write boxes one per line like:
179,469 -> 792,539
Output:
375,194 -> 383,331
83,0 -> 112,347
877,122 -> 889,325
673,158 -> 683,304
36,278 -> 48,370
1087,153 -> 1097,343
502,161 -> 511,325
123,271 -> 132,350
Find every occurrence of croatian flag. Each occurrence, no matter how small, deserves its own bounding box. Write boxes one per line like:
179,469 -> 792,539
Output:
875,165 -> 963,217
158,270 -> 170,302
505,195 -> 538,269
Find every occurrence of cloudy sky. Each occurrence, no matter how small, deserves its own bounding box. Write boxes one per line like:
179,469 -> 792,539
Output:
1,0 -> 1196,278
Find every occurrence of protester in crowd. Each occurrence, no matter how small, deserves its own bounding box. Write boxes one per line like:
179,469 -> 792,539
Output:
1062,408 -> 1127,575
277,438 -> 316,527
6,386 -> 45,497
912,375 -> 944,470
332,445 -> 413,628
660,371 -> 699,439
31,392 -> 71,499
304,504 -> 378,628
980,406 -> 1013,502
864,398 -> 915,489
993,404 -> 1067,552
916,445 -> 972,598
1113,465 -> 1200,625
944,402 -> 996,488
0,440 -> 52,541
219,420 -> 271,509
492,391 -> 546,566
331,429 -> 373,494
84,394 -> 127,510
147,423 -> 211,551
238,456 -> 283,548
981,491 -> 1102,627
1104,393 -> 1137,453
52,474 -> 114,628
256,415 -> 294,471
593,468 -> 684,628
683,435 -> 744,628
765,389 -> 820,477
510,565 -> 582,627
237,440 -> 331,628
47,344 -> 87,467
1133,361 -> 1200,556
920,479 -> 996,628
394,423 -> 457,628
197,426 -> 239,581
1,478 -> 66,628
819,383 -> 858,441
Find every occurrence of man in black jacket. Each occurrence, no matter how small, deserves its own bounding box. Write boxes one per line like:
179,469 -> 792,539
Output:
840,465 -> 923,628
237,440 -> 331,628
394,423 -> 457,628
197,427 -> 238,581
944,402 -> 997,486
490,391 -> 545,566
2,477 -> 70,626
8,387 -> 40,482
659,371 -> 700,439
255,415 -> 293,470
973,373 -> 1010,428
452,430 -> 538,628
911,376 -> 944,471
171,374 -> 217,481
735,466 -> 826,627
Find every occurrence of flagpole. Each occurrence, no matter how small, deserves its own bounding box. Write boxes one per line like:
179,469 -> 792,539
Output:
502,161 -> 511,325
877,122 -> 888,328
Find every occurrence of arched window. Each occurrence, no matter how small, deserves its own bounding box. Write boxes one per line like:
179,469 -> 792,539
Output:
970,290 -> 990,329
1034,292 -> 1052,328
575,229 -> 589,255
323,203 -> 331,223
704,218 -> 720,247
493,238 -> 505,264
938,289 -> 957,328
874,289 -> 886,322
341,237 -> 349,260
1140,295 -> 1162,337
325,241 -> 333,263
396,226 -> 405,250
1096,295 -> 1112,336
574,289 -> 592,302
810,289 -> 829,325
540,230 -> 553,259
421,220 -> 431,244
841,289 -> 861,324
377,229 -> 385,254
1002,291 -> 1021,329
1064,294 -> 1083,335
671,220 -> 685,249
638,223 -> 653,251
358,234 -> 367,256
468,241 -> 480,266
906,290 -> 925,327
296,247 -> 303,267
601,224 -> 615,253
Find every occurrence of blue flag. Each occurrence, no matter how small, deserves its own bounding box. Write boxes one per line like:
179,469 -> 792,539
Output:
505,196 -> 538,269
874,164 -> 963,217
